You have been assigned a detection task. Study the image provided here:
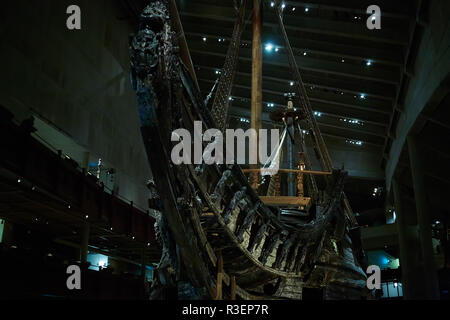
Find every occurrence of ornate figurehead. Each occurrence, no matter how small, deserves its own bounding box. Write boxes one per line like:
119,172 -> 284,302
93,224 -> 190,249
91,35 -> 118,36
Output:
130,1 -> 177,89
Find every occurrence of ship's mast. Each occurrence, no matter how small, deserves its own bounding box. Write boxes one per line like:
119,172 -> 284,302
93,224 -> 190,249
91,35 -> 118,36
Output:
250,0 -> 263,190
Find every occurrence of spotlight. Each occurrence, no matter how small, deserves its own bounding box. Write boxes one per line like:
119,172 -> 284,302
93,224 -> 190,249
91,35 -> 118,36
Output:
265,43 -> 274,52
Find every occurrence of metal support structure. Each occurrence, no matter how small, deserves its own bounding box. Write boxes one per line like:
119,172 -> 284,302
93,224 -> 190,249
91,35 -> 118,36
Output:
392,178 -> 425,299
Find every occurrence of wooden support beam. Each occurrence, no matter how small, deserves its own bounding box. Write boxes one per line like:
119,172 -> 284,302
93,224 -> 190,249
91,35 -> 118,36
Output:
168,0 -> 199,91
215,251 -> 224,300
251,0 -> 263,134
242,168 -> 332,175
259,196 -> 311,209
231,276 -> 237,300
250,0 -> 263,192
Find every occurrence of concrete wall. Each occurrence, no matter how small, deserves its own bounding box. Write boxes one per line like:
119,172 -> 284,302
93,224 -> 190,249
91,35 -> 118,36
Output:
0,0 -> 152,210
328,147 -> 384,179
385,0 -> 450,189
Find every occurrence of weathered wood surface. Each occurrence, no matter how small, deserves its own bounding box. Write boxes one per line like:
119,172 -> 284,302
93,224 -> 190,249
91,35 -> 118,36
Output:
131,1 -> 367,300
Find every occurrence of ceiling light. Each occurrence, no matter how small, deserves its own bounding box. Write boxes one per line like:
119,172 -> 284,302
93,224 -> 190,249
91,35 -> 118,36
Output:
202,37 -> 207,42
270,2 -> 275,7
290,81 -> 294,86
366,60 -> 372,66
281,3 -> 286,9
265,43 -> 274,52
305,8 -> 309,12
292,7 -> 296,12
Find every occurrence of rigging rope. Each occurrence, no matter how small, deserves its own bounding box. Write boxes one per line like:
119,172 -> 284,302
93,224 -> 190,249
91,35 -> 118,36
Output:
210,0 -> 249,132
274,4 -> 358,226
297,122 -> 319,197
261,126 -> 287,176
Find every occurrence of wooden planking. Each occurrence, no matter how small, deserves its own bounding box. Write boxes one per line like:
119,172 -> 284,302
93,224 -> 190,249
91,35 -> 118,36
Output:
242,169 -> 333,175
259,196 -> 312,208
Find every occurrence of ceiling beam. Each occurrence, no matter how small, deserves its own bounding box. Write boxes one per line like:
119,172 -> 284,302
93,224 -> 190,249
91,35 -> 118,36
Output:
228,105 -> 386,140
178,1 -> 410,45
193,52 -> 397,100
200,79 -> 392,122
198,72 -> 393,114
184,28 -> 404,66
281,0 -> 414,20
187,39 -> 401,85
229,95 -> 388,127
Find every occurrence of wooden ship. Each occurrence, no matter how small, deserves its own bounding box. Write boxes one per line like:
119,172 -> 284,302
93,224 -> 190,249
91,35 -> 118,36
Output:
130,0 -> 368,300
